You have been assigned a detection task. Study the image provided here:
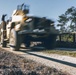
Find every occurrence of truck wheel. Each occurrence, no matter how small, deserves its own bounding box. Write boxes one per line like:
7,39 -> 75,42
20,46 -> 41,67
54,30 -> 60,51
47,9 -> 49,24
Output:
23,35 -> 30,48
43,35 -> 56,49
0,31 -> 7,47
25,41 -> 30,48
2,40 -> 7,47
9,29 -> 21,51
43,39 -> 51,49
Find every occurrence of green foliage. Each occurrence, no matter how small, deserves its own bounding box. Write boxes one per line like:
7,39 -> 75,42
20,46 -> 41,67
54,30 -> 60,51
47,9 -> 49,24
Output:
57,6 -> 76,33
57,33 -> 73,42
61,34 -> 73,42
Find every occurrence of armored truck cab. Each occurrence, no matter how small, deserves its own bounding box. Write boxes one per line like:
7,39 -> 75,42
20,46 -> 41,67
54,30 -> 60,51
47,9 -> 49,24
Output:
0,4 -> 59,50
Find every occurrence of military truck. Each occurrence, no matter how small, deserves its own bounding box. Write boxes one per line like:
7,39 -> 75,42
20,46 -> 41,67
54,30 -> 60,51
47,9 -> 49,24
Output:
0,4 -> 59,50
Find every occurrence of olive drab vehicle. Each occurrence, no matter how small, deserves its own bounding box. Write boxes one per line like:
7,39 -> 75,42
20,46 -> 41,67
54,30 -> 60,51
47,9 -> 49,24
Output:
0,3 -> 59,50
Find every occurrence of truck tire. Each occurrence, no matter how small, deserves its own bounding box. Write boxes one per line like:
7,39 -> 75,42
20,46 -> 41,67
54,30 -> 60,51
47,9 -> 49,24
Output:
0,31 -> 7,47
43,35 -> 56,49
2,40 -> 7,47
23,35 -> 30,48
25,41 -> 30,48
9,29 -> 21,51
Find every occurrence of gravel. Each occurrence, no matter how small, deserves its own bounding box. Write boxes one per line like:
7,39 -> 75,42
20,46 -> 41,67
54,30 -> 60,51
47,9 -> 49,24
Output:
0,48 -> 70,75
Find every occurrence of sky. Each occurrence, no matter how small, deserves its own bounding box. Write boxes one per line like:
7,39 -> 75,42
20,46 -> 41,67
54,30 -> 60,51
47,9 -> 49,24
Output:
0,0 -> 76,24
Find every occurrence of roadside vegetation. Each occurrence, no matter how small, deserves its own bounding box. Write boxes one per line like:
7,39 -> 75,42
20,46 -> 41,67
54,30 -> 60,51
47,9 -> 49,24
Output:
42,50 -> 76,57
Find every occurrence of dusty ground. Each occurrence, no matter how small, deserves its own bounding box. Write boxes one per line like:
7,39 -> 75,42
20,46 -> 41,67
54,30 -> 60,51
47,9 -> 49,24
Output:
0,48 -> 70,75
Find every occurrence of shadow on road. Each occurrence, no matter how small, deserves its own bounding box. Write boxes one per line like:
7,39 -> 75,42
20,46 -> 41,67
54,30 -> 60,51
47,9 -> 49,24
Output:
19,47 -> 76,68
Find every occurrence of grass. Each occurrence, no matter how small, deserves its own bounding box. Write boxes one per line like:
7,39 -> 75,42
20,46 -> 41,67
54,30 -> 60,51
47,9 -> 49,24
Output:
42,50 -> 76,57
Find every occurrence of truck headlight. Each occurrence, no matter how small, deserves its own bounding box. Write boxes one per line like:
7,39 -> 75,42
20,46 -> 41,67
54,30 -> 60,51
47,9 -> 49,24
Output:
15,24 -> 21,31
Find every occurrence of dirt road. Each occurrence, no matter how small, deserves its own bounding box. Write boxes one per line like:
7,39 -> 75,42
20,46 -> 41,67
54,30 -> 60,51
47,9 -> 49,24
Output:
0,46 -> 76,75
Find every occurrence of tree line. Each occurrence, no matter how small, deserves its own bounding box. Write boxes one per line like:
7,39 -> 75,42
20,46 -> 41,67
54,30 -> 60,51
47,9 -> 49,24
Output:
57,6 -> 76,33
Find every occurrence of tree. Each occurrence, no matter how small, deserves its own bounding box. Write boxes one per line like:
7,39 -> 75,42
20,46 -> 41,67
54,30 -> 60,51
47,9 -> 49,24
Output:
57,6 -> 76,33
57,14 -> 69,33
65,6 -> 76,31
